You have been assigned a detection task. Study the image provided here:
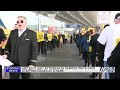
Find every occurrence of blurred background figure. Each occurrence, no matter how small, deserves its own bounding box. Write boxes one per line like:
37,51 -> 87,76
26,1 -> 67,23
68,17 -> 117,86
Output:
70,35 -> 73,43
89,26 -> 100,78
81,31 -> 90,66
14,24 -> 18,29
97,24 -> 110,79
0,27 -> 8,79
77,32 -> 83,56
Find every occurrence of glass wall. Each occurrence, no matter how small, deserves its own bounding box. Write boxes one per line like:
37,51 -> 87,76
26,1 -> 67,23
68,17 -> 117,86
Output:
0,11 -> 38,30
0,11 -> 69,33
39,14 -> 50,31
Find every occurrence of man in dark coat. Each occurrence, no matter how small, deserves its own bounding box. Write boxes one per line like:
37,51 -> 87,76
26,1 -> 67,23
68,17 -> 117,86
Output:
107,42 -> 120,79
4,16 -> 38,79
89,26 -> 100,78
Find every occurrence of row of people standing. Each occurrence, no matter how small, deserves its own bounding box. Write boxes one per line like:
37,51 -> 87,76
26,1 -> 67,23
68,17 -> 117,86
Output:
75,23 -> 117,79
37,31 -> 68,56
75,26 -> 102,78
89,15 -> 120,79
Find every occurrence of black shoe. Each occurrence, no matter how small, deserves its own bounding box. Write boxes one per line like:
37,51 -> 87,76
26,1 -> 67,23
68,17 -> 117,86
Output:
95,73 -> 98,77
45,53 -> 47,57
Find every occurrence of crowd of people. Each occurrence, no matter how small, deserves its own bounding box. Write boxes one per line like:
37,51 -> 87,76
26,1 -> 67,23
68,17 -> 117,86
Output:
1,13 -> 120,79
74,13 -> 120,79
37,31 -> 69,56
0,15 -> 70,79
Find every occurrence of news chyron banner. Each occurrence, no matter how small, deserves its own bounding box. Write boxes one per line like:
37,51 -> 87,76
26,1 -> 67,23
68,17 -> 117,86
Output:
5,66 -> 115,73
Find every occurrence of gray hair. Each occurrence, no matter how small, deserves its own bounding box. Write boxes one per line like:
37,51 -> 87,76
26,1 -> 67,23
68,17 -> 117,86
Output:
17,16 -> 27,20
95,26 -> 100,33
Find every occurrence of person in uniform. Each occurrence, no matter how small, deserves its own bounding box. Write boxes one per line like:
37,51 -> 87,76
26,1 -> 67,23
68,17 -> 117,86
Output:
4,16 -> 38,79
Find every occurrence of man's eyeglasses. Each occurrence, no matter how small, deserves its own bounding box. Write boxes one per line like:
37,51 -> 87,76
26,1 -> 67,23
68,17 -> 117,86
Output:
17,20 -> 23,24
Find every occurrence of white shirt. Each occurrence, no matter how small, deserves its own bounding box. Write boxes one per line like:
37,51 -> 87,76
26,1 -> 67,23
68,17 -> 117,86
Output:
97,24 -> 120,61
18,28 -> 26,37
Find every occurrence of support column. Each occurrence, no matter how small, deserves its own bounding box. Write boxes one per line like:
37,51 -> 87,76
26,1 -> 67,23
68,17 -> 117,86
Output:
36,13 -> 42,31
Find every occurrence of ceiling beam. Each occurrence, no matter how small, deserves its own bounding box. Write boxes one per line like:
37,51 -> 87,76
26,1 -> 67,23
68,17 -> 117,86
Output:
65,11 -> 89,27
78,11 -> 95,27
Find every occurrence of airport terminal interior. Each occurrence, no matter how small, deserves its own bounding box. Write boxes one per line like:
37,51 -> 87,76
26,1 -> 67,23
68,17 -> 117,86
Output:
0,11 -> 119,79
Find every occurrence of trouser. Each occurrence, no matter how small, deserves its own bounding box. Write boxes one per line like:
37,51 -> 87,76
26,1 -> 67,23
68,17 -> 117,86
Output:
70,39 -> 73,43
110,66 -> 120,79
47,41 -> 52,51
65,39 -> 67,43
103,61 -> 110,79
59,42 -> 63,47
51,39 -> 56,49
38,42 -> 41,54
0,65 -> 2,79
78,46 -> 82,55
63,39 -> 66,44
0,51 -> 2,79
91,52 -> 98,77
82,51 -> 85,60
54,39 -> 57,48
41,41 -> 47,56
10,72 -> 30,79
76,41 -> 78,48
9,64 -> 30,79
57,40 -> 59,48
84,51 -> 90,66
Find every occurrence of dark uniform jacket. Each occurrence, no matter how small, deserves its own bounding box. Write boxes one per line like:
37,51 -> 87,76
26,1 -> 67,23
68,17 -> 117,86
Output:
89,33 -> 100,54
4,28 -> 38,66
107,42 -> 120,79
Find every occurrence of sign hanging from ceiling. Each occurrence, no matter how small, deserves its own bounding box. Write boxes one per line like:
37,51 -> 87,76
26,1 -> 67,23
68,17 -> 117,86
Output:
97,11 -> 110,24
48,26 -> 57,33
65,24 -> 81,28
